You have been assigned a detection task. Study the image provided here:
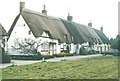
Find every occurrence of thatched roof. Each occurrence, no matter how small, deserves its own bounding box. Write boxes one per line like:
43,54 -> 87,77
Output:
61,19 -> 84,44
61,19 -> 103,44
0,23 -> 7,36
93,28 -> 110,44
8,9 -> 72,43
8,8 -> 109,44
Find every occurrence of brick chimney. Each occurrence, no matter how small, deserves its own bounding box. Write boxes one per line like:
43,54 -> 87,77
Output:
67,13 -> 73,21
42,4 -> 47,15
20,2 -> 25,13
100,26 -> 103,32
88,21 -> 92,27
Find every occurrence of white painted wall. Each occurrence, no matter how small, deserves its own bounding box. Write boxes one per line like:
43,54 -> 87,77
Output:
74,44 -> 81,54
36,37 -> 59,55
8,15 -> 36,55
94,43 -> 111,53
8,15 -> 35,49
70,43 -> 76,54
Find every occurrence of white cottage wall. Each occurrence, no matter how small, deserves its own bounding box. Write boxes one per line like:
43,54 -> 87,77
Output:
8,15 -> 35,55
8,15 -> 35,49
70,43 -> 76,54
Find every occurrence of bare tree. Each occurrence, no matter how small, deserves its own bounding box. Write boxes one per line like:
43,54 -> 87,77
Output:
12,38 -> 41,55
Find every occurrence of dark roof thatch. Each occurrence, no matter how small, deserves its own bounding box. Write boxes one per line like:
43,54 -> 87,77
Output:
61,19 -> 84,44
93,28 -> 110,44
61,19 -> 102,44
0,23 -> 7,36
8,8 -> 108,44
8,9 -> 71,43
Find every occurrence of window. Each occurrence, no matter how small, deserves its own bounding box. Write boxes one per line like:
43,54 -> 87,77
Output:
69,45 -> 71,51
63,44 -> 66,50
71,36 -> 74,42
97,47 -> 99,50
105,45 -> 106,51
42,31 -> 50,38
108,45 -> 110,50
64,34 -> 67,39
23,24 -> 25,26
41,43 -> 49,52
64,34 -> 67,42
28,30 -> 31,35
41,43 -> 49,50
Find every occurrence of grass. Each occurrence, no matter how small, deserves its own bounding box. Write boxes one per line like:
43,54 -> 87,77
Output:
1,56 -> 118,79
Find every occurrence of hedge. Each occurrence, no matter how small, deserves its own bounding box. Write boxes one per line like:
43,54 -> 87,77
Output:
1,48 -> 11,63
9,54 -> 75,60
9,50 -> 98,60
9,55 -> 42,60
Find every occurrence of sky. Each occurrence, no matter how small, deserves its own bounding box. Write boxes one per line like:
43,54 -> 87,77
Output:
0,0 -> 119,38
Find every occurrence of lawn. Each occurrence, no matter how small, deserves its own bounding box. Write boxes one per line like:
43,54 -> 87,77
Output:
1,56 -> 118,79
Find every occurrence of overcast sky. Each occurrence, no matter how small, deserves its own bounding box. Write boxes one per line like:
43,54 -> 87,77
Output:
0,0 -> 119,38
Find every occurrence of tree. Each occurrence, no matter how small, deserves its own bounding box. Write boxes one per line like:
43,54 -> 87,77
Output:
117,35 -> 120,51
110,35 -> 120,51
12,38 -> 41,55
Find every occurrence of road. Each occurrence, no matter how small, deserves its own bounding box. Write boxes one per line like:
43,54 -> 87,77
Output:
0,54 -> 102,68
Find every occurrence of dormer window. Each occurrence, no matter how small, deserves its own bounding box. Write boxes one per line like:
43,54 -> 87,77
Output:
71,35 -> 74,42
42,31 -> 50,38
64,34 -> 67,39
64,34 -> 67,42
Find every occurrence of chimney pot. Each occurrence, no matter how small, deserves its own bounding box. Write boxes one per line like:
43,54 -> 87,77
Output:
67,13 -> 73,21
20,2 -> 25,13
100,26 -> 103,32
42,4 -> 47,15
88,22 -> 92,27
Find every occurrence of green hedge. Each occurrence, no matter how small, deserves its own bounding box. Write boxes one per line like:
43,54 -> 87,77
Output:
54,54 -> 74,57
9,54 -> 75,60
1,48 -> 11,63
9,55 -> 55,60
42,55 -> 55,59
9,51 -> 97,60
9,55 -> 42,60
2,54 -> 11,63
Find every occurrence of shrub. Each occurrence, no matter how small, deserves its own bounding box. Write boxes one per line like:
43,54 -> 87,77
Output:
9,55 -> 42,60
87,50 -> 96,54
79,46 -> 88,55
1,48 -> 11,63
54,53 -> 74,57
61,50 -> 69,53
42,55 -> 54,59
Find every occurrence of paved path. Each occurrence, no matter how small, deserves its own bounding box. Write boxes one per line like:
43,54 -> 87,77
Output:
46,54 -> 102,62
0,54 -> 102,68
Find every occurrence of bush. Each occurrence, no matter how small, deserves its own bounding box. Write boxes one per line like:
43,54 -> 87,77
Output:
61,50 -> 69,53
1,48 -> 11,63
9,55 -> 42,60
87,50 -> 96,54
79,49 -> 88,55
42,55 -> 54,59
2,54 -> 11,63
9,53 -> 75,60
54,53 -> 74,57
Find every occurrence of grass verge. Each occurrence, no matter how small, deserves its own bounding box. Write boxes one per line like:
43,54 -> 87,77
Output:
1,56 -> 118,79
